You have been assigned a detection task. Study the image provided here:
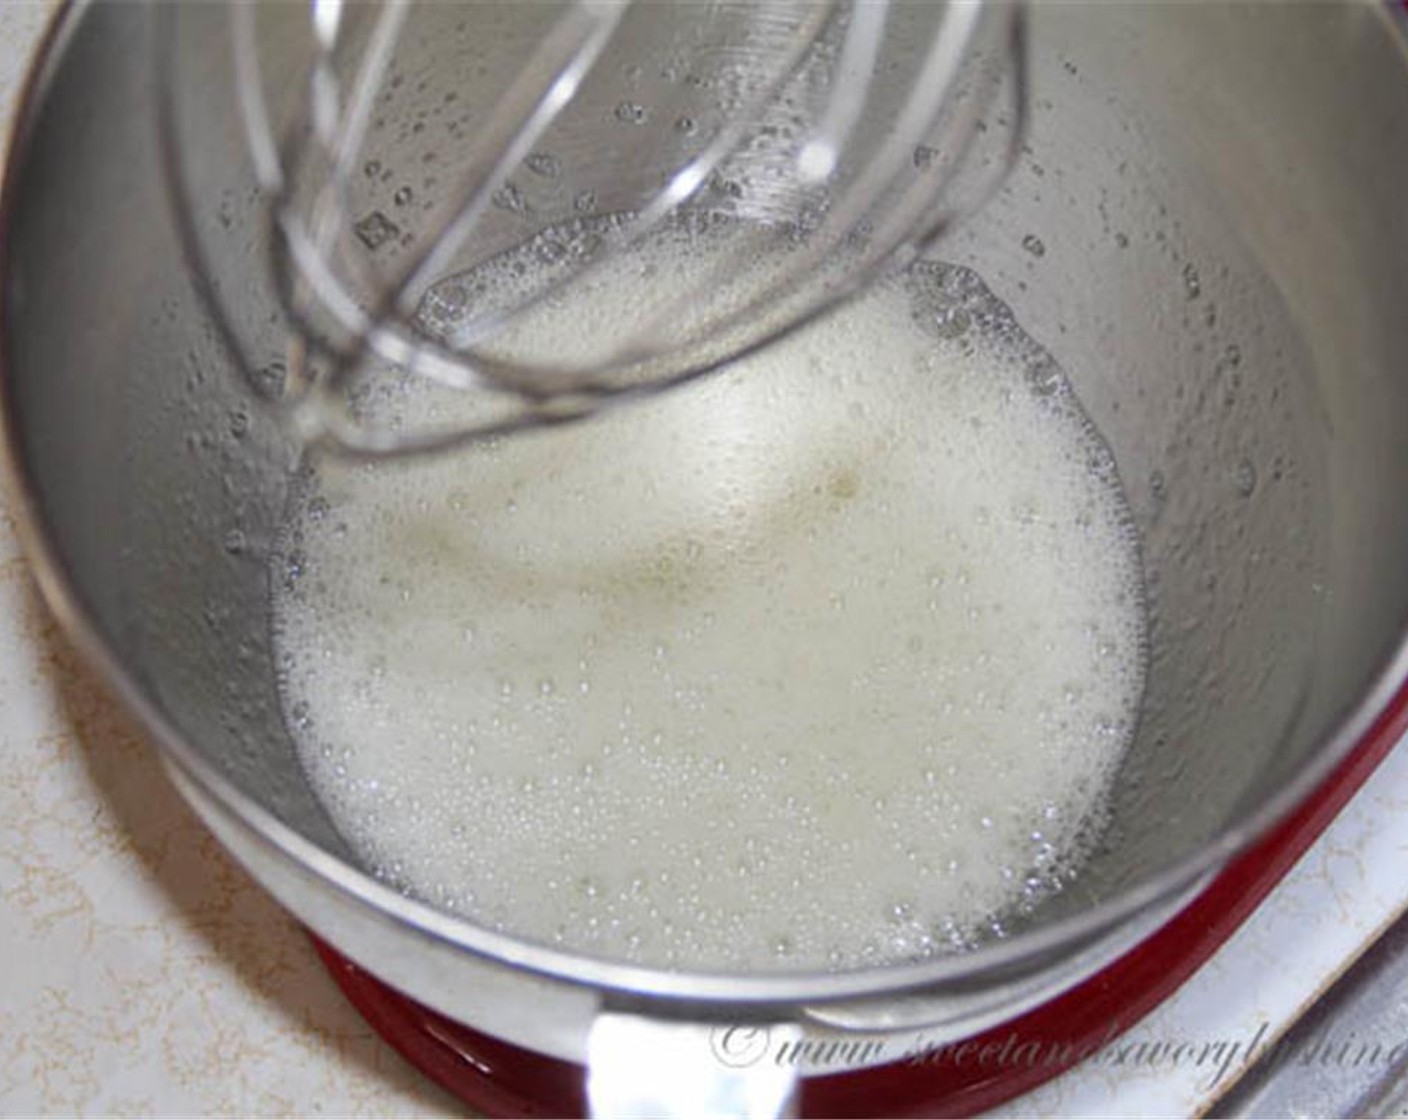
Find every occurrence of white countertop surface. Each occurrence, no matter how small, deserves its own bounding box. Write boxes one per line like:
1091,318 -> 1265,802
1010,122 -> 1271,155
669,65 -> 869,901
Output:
1,5 -> 1405,1116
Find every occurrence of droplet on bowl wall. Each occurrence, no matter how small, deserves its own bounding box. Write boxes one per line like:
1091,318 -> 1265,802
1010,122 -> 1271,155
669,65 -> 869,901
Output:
526,152 -> 561,178
1234,458 -> 1258,497
492,182 -> 528,214
252,360 -> 288,400
1182,261 -> 1201,299
354,210 -> 400,250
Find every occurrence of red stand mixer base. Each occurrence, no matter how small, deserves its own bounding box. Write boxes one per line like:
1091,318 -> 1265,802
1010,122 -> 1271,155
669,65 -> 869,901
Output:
313,682 -> 1408,1117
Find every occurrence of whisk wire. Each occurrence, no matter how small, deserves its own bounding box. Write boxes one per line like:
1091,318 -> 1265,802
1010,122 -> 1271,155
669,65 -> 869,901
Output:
157,0 -> 1026,460
439,2 -> 841,363
276,0 -> 630,406
514,0 -> 1021,398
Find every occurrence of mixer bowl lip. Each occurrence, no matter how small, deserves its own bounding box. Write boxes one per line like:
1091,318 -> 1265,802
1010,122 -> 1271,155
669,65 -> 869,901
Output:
3,0 -> 1408,1008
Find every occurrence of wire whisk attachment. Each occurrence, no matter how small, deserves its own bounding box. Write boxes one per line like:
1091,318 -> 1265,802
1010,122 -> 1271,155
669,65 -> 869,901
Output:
157,1 -> 1027,458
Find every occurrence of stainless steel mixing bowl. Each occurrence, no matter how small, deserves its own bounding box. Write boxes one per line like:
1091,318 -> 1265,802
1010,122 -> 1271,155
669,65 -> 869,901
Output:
3,0 -> 1407,1110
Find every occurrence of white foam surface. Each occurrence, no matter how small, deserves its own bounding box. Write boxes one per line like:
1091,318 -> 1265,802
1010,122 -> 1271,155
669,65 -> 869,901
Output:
274,232 -> 1145,972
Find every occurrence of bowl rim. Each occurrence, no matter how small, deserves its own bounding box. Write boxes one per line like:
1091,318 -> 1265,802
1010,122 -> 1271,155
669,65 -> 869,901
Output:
2,0 -> 1407,1008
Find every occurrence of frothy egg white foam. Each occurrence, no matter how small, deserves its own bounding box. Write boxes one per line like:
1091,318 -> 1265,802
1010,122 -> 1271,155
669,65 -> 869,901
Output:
273,233 -> 1146,973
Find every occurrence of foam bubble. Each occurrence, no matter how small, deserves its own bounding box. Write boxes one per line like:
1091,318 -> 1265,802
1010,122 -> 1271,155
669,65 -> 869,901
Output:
272,220 -> 1146,973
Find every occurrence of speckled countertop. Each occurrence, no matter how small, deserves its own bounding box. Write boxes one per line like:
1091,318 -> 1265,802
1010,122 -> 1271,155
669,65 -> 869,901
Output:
1,5 -> 1406,1117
